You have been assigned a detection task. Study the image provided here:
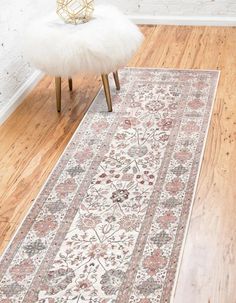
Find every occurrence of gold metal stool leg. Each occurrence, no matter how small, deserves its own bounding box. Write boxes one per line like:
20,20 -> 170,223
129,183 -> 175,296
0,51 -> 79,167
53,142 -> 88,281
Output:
55,77 -> 61,112
113,71 -> 120,91
101,74 -> 112,112
68,78 -> 73,91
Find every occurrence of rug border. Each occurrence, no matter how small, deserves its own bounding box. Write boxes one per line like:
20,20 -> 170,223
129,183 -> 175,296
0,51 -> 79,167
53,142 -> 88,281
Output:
0,68 -> 221,296
169,70 -> 221,302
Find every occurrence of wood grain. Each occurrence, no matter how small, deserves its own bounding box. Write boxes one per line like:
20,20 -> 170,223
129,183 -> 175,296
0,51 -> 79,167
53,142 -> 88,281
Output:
0,25 -> 236,302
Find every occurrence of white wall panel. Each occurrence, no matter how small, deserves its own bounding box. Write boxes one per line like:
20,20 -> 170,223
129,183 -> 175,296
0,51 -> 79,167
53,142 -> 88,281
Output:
97,0 -> 236,16
0,0 -> 54,116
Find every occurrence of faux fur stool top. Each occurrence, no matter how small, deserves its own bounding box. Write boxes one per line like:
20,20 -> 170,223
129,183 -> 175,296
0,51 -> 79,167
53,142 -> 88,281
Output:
24,5 -> 143,77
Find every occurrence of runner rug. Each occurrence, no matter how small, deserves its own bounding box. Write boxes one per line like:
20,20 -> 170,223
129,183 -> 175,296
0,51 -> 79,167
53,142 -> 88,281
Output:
0,68 -> 219,303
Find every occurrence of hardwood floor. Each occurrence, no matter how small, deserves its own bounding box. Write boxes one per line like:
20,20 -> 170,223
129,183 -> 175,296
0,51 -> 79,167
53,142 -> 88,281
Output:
0,25 -> 236,302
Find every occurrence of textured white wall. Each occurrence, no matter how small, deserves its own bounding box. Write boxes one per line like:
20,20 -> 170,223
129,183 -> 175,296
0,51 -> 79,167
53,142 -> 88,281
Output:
0,0 -> 55,112
97,0 -> 236,16
0,0 -> 235,117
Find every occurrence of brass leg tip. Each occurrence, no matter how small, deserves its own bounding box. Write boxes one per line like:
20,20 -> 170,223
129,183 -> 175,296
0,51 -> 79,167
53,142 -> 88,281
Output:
113,72 -> 120,91
68,78 -> 73,91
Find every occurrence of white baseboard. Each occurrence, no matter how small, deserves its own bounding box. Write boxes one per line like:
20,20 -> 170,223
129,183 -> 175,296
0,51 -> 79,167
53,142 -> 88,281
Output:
0,71 -> 43,125
129,15 -> 236,26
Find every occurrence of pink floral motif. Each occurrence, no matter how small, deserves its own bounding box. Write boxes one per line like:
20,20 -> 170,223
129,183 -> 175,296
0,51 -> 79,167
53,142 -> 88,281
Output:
92,120 -> 109,132
115,133 -> 127,141
78,214 -> 101,230
193,81 -> 209,89
89,243 -> 108,258
158,211 -> 177,228
143,249 -> 167,276
174,149 -> 192,163
122,173 -> 134,181
157,118 -> 174,131
75,279 -> 92,291
55,178 -> 77,198
119,215 -> 140,231
33,215 -> 57,237
182,121 -> 200,133
166,178 -> 185,195
75,147 -> 93,163
10,259 -> 35,282
168,102 -> 178,111
145,100 -> 164,113
188,99 -> 204,110
159,134 -> 169,142
120,117 -> 139,129
145,121 -> 154,128
179,74 -> 192,81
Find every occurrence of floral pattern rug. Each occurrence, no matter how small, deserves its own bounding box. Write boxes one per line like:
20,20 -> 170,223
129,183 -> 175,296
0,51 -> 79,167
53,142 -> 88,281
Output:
0,68 -> 219,303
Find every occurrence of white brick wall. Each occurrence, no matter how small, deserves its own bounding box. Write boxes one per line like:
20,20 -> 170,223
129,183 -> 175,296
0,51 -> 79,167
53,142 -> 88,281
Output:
0,0 -> 235,121
98,0 -> 236,16
0,0 -> 55,113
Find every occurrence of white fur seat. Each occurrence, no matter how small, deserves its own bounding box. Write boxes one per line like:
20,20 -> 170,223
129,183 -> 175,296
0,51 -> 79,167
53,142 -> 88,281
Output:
24,6 -> 143,112
24,5 -> 143,77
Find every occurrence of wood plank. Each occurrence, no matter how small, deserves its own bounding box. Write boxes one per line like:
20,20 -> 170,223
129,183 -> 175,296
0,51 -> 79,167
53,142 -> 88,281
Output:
173,26 -> 236,303
0,221 -> 18,242
0,75 -> 101,241
0,25 -> 236,302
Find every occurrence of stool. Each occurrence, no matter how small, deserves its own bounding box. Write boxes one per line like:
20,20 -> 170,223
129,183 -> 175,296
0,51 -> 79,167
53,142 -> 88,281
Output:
23,5 -> 143,112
